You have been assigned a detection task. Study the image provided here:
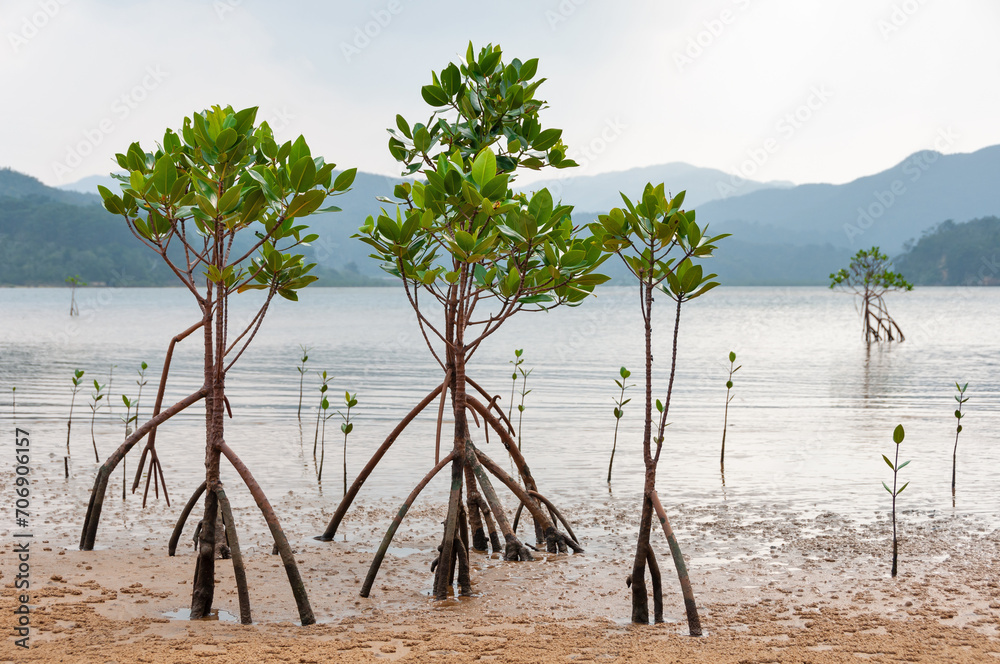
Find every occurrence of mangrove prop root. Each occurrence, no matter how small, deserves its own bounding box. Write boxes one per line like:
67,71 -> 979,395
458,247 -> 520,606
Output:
631,494 -> 653,624
466,395 -> 547,543
190,485 -> 219,619
463,462 -> 488,552
216,487 -> 252,625
80,387 -> 207,550
434,369 -> 452,465
433,437 -> 466,599
526,490 -> 581,548
220,441 -> 315,626
647,546 -> 664,624
318,383 -> 444,541
360,452 -> 455,598
473,444 -> 583,554
464,443 -> 532,561
132,320 -> 203,497
651,490 -> 703,636
169,481 -> 208,556
475,494 -> 501,553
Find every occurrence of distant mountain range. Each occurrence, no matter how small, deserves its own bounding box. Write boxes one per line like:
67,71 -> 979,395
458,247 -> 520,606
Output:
1,144 -> 997,286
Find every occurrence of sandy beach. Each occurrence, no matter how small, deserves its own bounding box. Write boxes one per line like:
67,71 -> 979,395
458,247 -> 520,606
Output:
3,490 -> 999,663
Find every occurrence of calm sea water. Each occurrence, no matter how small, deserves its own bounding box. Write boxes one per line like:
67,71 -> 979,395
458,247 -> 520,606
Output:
2,285 -> 998,541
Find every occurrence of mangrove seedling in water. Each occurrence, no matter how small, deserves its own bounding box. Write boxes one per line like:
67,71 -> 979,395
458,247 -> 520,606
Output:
607,366 -> 633,483
89,104 -> 352,625
720,351 -> 740,468
313,371 -> 331,458
67,369 -> 85,456
321,43 -> 607,601
339,391 -> 358,498
316,391 -> 333,483
507,349 -> 523,422
134,362 -> 149,421
830,247 -> 913,343
120,394 -> 137,499
88,380 -> 105,462
296,345 -> 310,422
66,275 -> 85,316
882,424 -> 910,578
515,360 -> 532,451
592,183 -> 726,632
952,382 -> 968,494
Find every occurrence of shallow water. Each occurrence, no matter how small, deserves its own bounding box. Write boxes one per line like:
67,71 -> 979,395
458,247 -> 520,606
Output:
2,285 -> 998,548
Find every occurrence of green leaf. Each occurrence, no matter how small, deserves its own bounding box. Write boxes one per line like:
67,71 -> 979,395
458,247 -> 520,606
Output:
289,156 -> 317,193
896,459 -> 911,470
882,481 -> 893,494
896,481 -> 909,495
729,351 -> 736,363
333,168 -> 357,192
421,84 -> 450,107
882,454 -> 895,471
532,128 -> 562,152
285,190 -> 326,219
892,424 -> 904,444
471,148 -> 497,188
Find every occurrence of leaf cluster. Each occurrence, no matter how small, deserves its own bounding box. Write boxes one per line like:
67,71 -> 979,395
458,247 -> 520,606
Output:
97,105 -> 354,302
829,247 -> 914,296
591,185 -> 727,303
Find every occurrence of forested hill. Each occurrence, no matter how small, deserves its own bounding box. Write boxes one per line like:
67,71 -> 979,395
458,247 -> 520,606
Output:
894,217 -> 1000,286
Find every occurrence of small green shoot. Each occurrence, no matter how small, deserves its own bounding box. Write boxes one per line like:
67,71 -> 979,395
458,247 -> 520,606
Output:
314,371 -> 331,459
339,391 -> 358,498
507,349 -> 523,422
516,358 -> 532,451
134,362 -> 148,424
952,382 -> 968,494
317,391 -> 333,483
67,369 -> 85,455
721,351 -> 740,468
88,380 -> 105,462
608,367 -> 634,483
296,345 -> 310,422
120,394 -> 137,500
882,424 -> 910,578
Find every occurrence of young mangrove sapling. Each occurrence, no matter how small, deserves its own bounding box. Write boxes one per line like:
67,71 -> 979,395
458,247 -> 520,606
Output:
88,380 -> 105,463
952,382 -> 968,495
607,366 -> 633,484
67,369 -> 85,456
592,183 -> 726,632
296,345 -> 310,422
720,351 -> 739,468
830,247 -> 913,343
320,44 -> 609,602
339,391 -> 358,498
89,104 -> 352,624
882,424 -> 910,578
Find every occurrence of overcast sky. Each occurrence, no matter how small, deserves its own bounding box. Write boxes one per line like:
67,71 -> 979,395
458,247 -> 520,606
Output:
3,0 -> 998,189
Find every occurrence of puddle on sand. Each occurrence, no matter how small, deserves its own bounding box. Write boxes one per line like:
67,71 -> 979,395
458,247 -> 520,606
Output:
164,608 -> 239,623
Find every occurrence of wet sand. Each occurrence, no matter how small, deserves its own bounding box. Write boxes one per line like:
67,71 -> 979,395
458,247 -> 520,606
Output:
3,492 -> 999,663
